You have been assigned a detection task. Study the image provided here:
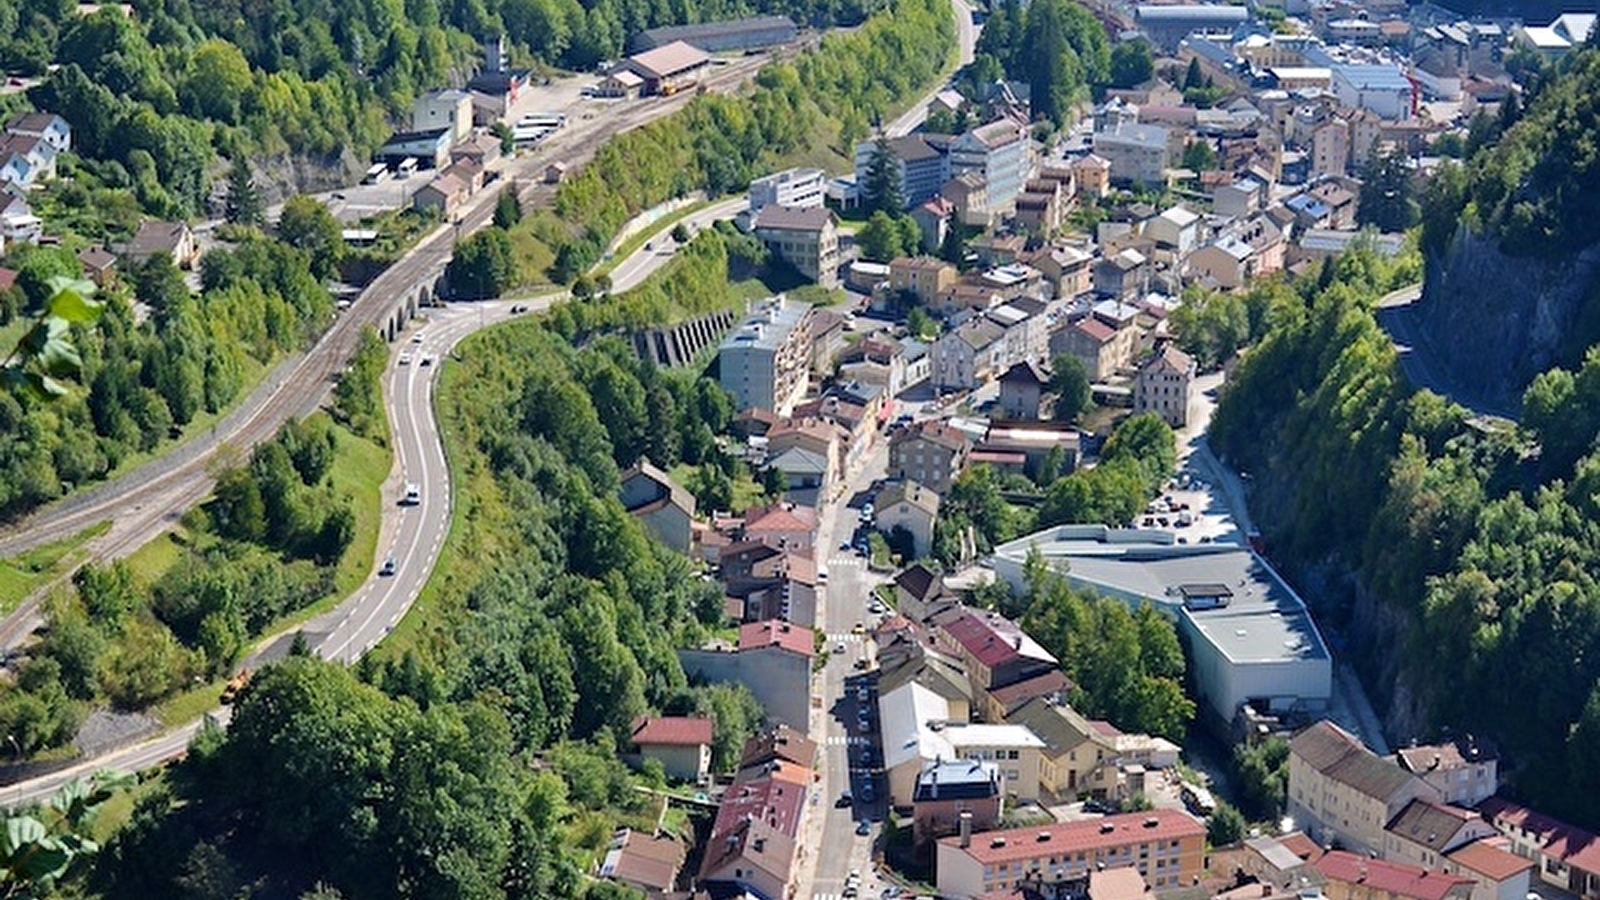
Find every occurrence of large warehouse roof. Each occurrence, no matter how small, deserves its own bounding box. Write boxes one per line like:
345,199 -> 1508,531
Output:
1137,4 -> 1249,22
991,525 -> 1329,666
626,40 -> 711,80
631,15 -> 796,52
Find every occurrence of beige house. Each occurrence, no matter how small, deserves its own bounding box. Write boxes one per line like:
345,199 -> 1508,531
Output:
1384,799 -> 1498,871
752,205 -> 840,288
619,460 -> 696,554
125,220 -> 199,269
1134,344 -> 1195,427
875,479 -> 941,559
413,173 -> 468,217
1288,721 -> 1441,855
1393,739 -> 1498,807
943,723 -> 1046,803
1443,839 -> 1535,900
1072,153 -> 1112,198
630,716 -> 713,783
890,256 -> 958,306
941,171 -> 992,228
1314,851 -> 1476,900
1007,697 -> 1118,799
411,88 -> 474,143
888,422 -> 972,495
1051,316 -> 1135,381
1029,244 -> 1095,299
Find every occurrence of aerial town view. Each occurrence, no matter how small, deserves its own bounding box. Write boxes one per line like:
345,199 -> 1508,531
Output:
0,0 -> 1595,896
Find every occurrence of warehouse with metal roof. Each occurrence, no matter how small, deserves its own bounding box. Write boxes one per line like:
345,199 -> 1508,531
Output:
629,15 -> 797,53
991,525 -> 1332,725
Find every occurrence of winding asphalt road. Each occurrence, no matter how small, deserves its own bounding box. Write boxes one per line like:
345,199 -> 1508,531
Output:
4,0 -> 979,809
0,51 -> 776,654
0,194 -> 716,805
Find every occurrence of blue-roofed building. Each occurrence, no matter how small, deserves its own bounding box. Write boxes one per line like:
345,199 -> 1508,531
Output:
1138,4 -> 1251,51
913,759 -> 1004,846
1332,65 -> 1414,120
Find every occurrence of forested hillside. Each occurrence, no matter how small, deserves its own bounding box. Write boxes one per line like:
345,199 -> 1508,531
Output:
1211,227 -> 1600,826
92,239 -> 765,899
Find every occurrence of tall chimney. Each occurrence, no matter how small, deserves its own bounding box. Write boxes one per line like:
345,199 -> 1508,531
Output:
959,810 -> 974,848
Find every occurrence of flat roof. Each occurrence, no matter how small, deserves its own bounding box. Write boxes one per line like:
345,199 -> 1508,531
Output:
1334,64 -> 1413,91
720,297 -> 810,353
991,525 -> 1331,666
1137,4 -> 1249,21
943,723 -> 1047,749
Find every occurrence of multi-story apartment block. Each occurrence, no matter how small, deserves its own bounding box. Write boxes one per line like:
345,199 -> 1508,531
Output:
1289,721 -> 1441,855
748,167 -> 827,212
751,205 -> 840,288
718,297 -> 816,415
935,809 -> 1206,898
949,118 -> 1031,214
1134,344 -> 1195,428
889,422 -> 972,494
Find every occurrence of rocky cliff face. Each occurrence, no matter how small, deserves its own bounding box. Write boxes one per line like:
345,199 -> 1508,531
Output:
1420,226 -> 1600,408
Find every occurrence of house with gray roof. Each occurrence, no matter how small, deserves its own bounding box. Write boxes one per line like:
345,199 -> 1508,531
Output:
620,459 -> 697,554
1288,720 -> 1440,855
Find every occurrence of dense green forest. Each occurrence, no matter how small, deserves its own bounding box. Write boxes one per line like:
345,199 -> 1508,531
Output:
0,410 -> 374,756
0,237 -> 333,521
1420,47 -> 1600,258
1208,232 -> 1600,826
515,0 -> 955,283
957,0 -> 1111,125
4,0 -> 892,222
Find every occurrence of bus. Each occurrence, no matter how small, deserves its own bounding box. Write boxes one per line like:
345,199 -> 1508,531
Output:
518,113 -> 566,129
512,126 -> 552,144
396,157 -> 419,178
362,163 -> 389,184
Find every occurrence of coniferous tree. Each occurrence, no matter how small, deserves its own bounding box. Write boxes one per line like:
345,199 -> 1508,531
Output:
864,136 -> 905,213
224,160 -> 263,227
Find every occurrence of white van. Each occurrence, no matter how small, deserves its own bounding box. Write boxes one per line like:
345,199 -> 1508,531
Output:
402,483 -> 421,506
396,157 -> 419,178
362,163 -> 389,184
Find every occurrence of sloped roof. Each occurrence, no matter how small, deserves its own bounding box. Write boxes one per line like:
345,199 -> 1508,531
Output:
1006,697 -> 1107,756
940,810 -> 1205,866
896,563 -> 943,601
632,716 -> 713,747
1291,720 -> 1420,803
599,829 -> 685,892
125,220 -> 190,258
738,620 -> 814,657
941,609 -> 1057,672
769,445 -> 830,476
739,724 -> 818,771
627,40 -> 711,79
1314,851 -> 1473,900
1072,316 -> 1117,344
1385,799 -> 1481,854
987,668 -> 1072,714
1480,798 -> 1600,873
753,204 -> 835,232
1447,839 -> 1534,882
876,479 -> 941,517
1001,359 -> 1051,387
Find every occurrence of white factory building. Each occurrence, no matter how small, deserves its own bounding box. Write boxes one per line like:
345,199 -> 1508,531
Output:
991,525 -> 1332,725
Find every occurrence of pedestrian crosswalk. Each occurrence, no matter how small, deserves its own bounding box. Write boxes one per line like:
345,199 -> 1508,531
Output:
824,734 -> 872,746
826,633 -> 866,644
828,556 -> 866,568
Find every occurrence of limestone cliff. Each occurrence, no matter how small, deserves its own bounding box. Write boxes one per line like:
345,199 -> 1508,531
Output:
1419,227 -> 1600,410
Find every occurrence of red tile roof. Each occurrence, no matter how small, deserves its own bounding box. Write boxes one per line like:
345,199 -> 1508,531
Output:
938,809 -> 1204,866
631,716 -> 713,747
1313,851 -> 1474,900
1089,720 -> 1124,738
1480,798 -> 1600,873
738,620 -> 815,657
1276,831 -> 1324,863
941,610 -> 1057,673
1448,838 -> 1535,882
1074,316 -> 1117,343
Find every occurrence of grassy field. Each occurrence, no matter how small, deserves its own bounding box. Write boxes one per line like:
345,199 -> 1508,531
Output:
121,531 -> 188,590
0,521 -> 112,614
595,199 -> 716,279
